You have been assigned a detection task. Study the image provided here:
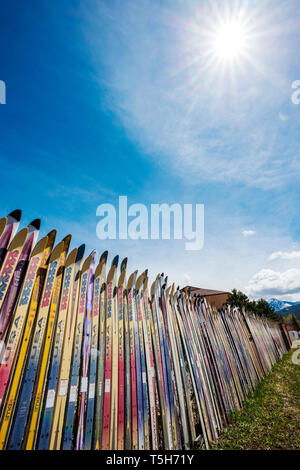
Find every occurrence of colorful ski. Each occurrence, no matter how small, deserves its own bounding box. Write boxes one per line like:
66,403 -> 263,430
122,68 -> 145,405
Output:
24,235 -> 71,449
0,220 -> 40,360
6,235 -> 70,450
0,231 -> 55,448
93,253 -> 108,450
135,273 -> 149,449
123,265 -> 131,450
142,274 -> 158,450
0,227 -> 28,317
132,273 -> 144,450
0,234 -> 48,408
117,258 -> 127,449
36,246 -> 80,449
127,271 -> 138,450
0,210 -> 21,270
101,256 -> 118,450
110,255 -> 119,450
75,250 -> 97,450
62,250 -> 95,450
0,236 -> 62,450
48,244 -> 85,450
84,251 -> 107,450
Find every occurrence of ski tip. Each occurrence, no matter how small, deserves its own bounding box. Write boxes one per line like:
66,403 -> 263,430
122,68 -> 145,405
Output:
100,250 -> 108,265
31,235 -> 48,257
66,247 -> 78,266
170,283 -> 175,297
150,280 -> 155,297
0,217 -> 7,237
63,233 -> 72,242
112,255 -> 119,268
82,251 -> 94,273
127,270 -> 138,289
144,269 -> 148,277
62,234 -> 72,252
9,227 -> 28,250
120,257 -> 128,272
76,244 -> 85,263
28,218 -> 41,231
49,239 -> 65,262
136,272 -> 144,290
91,249 -> 98,260
107,263 -> 116,284
118,269 -> 126,287
143,275 -> 148,290
8,209 -> 22,222
45,229 -> 57,250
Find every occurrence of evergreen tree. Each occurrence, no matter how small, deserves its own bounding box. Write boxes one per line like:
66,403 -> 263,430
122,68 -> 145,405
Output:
225,290 -> 278,321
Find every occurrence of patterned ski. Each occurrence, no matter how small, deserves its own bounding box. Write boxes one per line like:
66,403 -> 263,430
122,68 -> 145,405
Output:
24,236 -> 71,449
0,231 -> 55,448
0,210 -> 21,270
75,250 -> 97,450
62,251 -> 95,450
0,236 -> 62,450
6,235 -> 70,450
48,244 -> 85,450
0,220 -> 40,360
36,246 -> 81,449
132,273 -> 144,450
0,234 -> 49,408
142,274 -> 158,449
151,278 -> 173,449
109,255 -> 119,450
0,228 -> 29,320
126,271 -> 138,449
84,251 -> 107,450
123,264 -> 131,450
135,273 -> 149,449
117,258 -> 127,449
101,255 -> 118,449
93,253 -> 108,450
160,281 -> 180,449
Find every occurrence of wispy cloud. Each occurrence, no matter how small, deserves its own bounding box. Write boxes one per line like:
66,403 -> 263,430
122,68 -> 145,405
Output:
269,250 -> 300,260
278,112 -> 288,121
83,0 -> 300,189
246,268 -> 300,297
242,230 -> 256,237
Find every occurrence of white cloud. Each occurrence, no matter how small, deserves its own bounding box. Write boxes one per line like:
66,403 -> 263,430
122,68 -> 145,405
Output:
278,112 -> 288,121
245,268 -> 300,297
242,230 -> 256,237
269,250 -> 300,260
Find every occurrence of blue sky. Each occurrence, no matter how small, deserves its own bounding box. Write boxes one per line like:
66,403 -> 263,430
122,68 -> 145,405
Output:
1,0 -> 300,300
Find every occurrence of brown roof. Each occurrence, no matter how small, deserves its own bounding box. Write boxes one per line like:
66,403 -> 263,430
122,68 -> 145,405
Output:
183,286 -> 230,296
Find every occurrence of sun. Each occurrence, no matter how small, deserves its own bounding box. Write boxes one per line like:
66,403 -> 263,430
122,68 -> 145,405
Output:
210,19 -> 249,62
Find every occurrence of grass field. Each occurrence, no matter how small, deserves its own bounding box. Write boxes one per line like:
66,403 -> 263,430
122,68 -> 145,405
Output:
211,351 -> 300,450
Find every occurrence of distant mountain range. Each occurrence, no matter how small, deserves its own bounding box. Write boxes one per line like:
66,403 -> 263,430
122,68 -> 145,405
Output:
268,298 -> 300,319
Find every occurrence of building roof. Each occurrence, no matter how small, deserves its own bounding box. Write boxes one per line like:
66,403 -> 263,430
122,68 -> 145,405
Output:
183,286 -> 230,297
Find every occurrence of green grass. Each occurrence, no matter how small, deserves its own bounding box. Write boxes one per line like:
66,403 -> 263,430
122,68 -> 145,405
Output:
211,351 -> 300,450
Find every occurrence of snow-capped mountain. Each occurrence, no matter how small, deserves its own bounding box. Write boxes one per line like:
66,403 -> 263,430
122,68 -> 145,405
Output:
267,298 -> 300,319
268,298 -> 297,312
